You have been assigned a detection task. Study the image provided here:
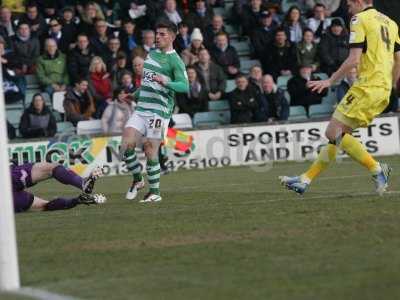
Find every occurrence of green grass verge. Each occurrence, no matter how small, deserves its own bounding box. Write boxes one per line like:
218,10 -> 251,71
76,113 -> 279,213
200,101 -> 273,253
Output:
2,156 -> 400,300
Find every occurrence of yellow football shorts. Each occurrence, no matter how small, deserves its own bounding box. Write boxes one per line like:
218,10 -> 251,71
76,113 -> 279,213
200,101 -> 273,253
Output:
333,85 -> 391,129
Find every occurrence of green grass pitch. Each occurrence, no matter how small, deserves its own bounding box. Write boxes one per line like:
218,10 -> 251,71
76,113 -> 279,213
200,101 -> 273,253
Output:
2,156 -> 400,300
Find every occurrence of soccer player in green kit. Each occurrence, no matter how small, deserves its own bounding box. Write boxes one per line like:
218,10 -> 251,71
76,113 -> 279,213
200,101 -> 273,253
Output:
121,21 -> 189,203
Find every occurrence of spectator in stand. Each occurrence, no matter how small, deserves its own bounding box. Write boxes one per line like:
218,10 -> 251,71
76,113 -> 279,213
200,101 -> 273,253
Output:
229,73 -> 263,124
111,51 -> 129,88
210,32 -> 240,79
0,6 -> 16,38
181,28 -> 206,66
248,65 -> 263,94
88,56 -> 113,118
319,18 -> 349,75
41,18 -> 69,54
104,36 -> 121,73
207,0 -> 224,7
131,29 -> 155,59
42,2 -> 57,20
36,38 -> 69,96
123,0 -> 159,30
296,28 -> 319,72
60,7 -> 78,51
68,33 -> 95,84
203,14 -> 225,50
90,19 -> 111,57
159,0 -> 183,26
101,87 -> 134,134
282,6 -> 305,44
64,78 -> 96,126
336,67 -> 358,102
11,22 -> 40,74
261,74 -> 289,122
0,36 -> 24,104
18,2 -> 46,37
119,19 -> 138,55
251,10 -> 278,62
194,48 -> 226,101
19,93 -> 57,138
176,66 -> 208,117
120,71 -> 137,104
262,28 -> 296,80
131,56 -> 144,89
185,0 -> 213,32
174,22 -> 191,54
306,3 -> 331,43
79,1 -> 105,35
265,2 -> 281,25
287,64 -> 327,112
305,0 -> 341,17
240,0 -> 265,36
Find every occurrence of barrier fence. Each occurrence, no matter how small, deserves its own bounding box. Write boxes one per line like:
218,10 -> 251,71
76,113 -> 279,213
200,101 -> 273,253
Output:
8,116 -> 400,177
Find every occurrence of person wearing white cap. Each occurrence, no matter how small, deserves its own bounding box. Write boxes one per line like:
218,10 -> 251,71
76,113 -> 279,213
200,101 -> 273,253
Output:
181,27 -> 206,66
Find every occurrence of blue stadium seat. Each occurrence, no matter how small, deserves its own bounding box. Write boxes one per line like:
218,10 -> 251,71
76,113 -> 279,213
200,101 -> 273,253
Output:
240,59 -> 261,74
314,72 -> 329,80
225,79 -> 236,93
230,40 -> 251,56
208,100 -> 230,111
6,101 -> 24,110
172,113 -> 193,129
281,0 -> 307,13
284,90 -> 291,105
193,111 -> 231,127
225,24 -> 238,37
322,88 -> 338,105
309,104 -> 334,119
56,121 -> 75,134
7,109 -> 23,127
25,74 -> 40,89
277,75 -> 292,90
288,106 -> 308,121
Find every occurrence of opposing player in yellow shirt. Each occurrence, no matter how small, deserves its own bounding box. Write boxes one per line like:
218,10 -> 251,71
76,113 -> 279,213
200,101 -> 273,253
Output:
280,0 -> 400,195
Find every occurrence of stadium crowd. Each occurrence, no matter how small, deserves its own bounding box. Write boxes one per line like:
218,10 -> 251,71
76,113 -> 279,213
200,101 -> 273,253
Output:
2,0 -> 399,139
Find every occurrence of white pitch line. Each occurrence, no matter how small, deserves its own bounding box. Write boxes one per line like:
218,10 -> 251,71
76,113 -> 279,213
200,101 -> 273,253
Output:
12,287 -> 80,300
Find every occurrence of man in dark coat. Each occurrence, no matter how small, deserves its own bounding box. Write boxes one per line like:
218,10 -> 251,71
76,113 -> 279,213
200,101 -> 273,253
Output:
67,33 -> 96,84
210,32 -> 240,79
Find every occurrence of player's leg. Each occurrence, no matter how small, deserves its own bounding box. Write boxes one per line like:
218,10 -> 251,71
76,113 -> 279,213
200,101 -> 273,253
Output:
140,138 -> 162,203
280,118 -> 344,194
30,194 -> 107,212
31,162 -> 103,193
122,114 -> 146,199
32,162 -> 83,188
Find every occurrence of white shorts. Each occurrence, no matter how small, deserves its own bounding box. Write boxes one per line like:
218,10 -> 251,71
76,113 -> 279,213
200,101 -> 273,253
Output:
125,112 -> 169,140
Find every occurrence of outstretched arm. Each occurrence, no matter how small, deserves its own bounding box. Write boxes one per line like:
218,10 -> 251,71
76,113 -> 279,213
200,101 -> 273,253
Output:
308,48 -> 362,93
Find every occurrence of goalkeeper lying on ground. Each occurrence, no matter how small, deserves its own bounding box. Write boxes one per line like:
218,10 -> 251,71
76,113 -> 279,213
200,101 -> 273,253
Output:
10,161 -> 106,213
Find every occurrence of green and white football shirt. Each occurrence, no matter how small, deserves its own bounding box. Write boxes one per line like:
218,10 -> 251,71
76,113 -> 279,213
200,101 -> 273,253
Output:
135,49 -> 189,119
